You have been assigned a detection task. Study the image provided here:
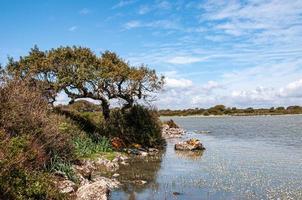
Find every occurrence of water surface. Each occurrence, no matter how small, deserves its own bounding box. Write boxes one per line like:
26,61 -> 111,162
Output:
111,115 -> 302,200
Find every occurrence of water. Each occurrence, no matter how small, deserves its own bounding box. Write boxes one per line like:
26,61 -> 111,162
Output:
111,115 -> 302,200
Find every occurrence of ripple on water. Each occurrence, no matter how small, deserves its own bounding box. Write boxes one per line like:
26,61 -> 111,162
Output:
111,115 -> 302,200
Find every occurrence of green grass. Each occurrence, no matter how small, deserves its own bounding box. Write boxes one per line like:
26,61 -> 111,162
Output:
73,136 -> 112,159
48,154 -> 77,182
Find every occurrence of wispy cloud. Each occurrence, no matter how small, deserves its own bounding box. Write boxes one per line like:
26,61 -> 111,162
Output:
68,26 -> 78,32
112,0 -> 136,9
79,8 -> 91,15
166,56 -> 206,64
124,19 -> 180,30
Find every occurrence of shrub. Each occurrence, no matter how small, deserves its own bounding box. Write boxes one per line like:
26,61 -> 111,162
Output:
105,105 -> 164,147
0,80 -> 75,163
0,168 -> 65,200
0,79 -> 74,199
163,119 -> 179,128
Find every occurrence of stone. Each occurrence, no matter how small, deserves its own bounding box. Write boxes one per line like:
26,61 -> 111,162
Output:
133,180 -> 147,185
73,160 -> 96,179
112,173 -> 120,178
162,124 -> 185,139
76,181 -> 109,200
140,151 -> 148,157
93,176 -> 121,189
174,139 -> 205,151
57,180 -> 77,194
94,157 -> 119,172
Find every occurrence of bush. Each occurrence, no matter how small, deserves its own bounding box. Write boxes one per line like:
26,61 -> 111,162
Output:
0,80 -> 75,163
0,80 -> 74,199
105,105 -> 164,147
163,119 -> 179,128
0,168 -> 65,200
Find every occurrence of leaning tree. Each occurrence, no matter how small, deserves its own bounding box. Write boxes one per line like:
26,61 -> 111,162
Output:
6,46 -> 164,120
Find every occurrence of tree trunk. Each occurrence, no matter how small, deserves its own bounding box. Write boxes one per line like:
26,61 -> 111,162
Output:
101,100 -> 110,120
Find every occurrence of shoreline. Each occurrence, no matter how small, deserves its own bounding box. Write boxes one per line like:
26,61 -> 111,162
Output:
160,113 -> 302,118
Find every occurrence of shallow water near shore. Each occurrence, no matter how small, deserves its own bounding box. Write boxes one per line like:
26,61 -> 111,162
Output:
111,115 -> 302,200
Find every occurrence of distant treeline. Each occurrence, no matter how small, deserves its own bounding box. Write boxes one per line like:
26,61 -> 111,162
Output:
159,105 -> 302,116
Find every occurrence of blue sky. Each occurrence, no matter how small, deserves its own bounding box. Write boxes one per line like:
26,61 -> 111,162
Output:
1,0 -> 302,109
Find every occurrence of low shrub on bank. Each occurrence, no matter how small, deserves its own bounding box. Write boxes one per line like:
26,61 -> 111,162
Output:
0,80 -> 73,199
106,105 -> 164,148
163,119 -> 179,128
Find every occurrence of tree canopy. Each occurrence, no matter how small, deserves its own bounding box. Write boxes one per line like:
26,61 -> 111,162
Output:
6,46 -> 164,120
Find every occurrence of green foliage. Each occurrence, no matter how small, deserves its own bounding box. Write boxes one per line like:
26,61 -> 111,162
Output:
0,169 -> 66,200
7,46 -> 164,120
106,105 -> 164,147
73,136 -> 112,159
48,154 -> 77,182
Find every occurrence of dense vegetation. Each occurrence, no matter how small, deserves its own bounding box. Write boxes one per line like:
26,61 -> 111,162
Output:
159,105 -> 302,116
0,46 -> 164,199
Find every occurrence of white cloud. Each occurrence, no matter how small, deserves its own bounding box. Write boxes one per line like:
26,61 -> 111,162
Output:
279,79 -> 302,98
124,19 -> 180,30
166,56 -> 205,64
124,20 -> 141,29
112,0 -> 136,9
202,81 -> 223,91
165,77 -> 192,88
200,0 -> 302,45
79,8 -> 91,15
68,26 -> 78,32
138,5 -> 151,15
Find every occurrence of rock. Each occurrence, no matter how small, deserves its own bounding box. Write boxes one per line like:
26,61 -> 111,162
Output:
175,139 -> 205,151
120,161 -> 129,165
162,124 -> 185,138
140,151 -> 148,157
133,180 -> 147,185
93,176 -> 121,189
76,181 -> 109,200
73,160 -> 96,179
57,180 -> 77,194
148,148 -> 159,153
112,154 -> 128,163
94,157 -> 119,172
112,173 -> 120,178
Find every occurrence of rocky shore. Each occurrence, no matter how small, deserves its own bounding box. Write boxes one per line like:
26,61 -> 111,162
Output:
55,153 -> 127,200
55,120 -> 204,199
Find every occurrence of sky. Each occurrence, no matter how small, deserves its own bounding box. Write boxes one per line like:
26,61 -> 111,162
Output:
1,0 -> 302,109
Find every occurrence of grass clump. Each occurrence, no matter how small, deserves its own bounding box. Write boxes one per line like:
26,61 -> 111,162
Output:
73,136 -> 112,159
48,154 -> 77,182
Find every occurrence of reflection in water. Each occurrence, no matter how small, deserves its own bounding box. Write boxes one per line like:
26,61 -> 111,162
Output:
175,150 -> 204,160
114,151 -> 164,199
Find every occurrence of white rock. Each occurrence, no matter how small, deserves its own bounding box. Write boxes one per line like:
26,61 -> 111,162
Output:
58,180 -> 76,194
76,181 -> 109,200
